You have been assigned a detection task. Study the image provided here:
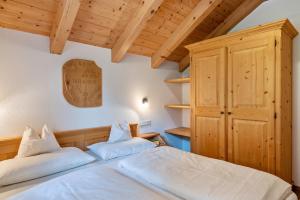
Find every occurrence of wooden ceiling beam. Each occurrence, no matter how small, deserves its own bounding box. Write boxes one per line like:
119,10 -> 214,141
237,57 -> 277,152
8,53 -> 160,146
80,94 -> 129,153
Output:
50,0 -> 81,54
179,0 -> 264,72
151,0 -> 223,68
111,0 -> 163,63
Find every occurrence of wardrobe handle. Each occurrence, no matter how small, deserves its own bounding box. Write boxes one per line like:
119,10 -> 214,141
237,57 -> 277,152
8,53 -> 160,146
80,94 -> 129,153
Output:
228,112 -> 232,115
220,111 -> 225,114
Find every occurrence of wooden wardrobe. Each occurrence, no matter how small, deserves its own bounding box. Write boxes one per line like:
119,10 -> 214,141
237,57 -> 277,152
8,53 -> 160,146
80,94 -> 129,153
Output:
186,19 -> 298,183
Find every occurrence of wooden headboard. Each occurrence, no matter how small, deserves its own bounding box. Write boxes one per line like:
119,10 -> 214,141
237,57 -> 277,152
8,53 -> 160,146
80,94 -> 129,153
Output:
0,123 -> 138,161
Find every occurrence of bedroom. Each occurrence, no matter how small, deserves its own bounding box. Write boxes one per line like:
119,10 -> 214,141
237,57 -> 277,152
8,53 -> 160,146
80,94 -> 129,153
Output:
0,0 -> 299,199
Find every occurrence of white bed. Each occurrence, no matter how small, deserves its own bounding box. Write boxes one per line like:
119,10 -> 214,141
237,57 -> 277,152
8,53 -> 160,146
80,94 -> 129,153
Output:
0,149 -> 298,200
118,147 -> 298,200
0,151 -> 94,199
0,152 -> 181,200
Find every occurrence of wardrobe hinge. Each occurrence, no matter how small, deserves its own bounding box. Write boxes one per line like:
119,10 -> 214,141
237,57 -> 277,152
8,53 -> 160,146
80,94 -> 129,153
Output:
274,112 -> 277,119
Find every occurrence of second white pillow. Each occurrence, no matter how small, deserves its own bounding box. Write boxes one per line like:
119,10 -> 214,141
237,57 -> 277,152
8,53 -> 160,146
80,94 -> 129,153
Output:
17,125 -> 61,158
108,122 -> 132,143
88,138 -> 156,160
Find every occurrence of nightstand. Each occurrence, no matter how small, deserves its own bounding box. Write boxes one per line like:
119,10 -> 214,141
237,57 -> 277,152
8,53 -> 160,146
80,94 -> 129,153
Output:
137,132 -> 167,146
137,132 -> 160,140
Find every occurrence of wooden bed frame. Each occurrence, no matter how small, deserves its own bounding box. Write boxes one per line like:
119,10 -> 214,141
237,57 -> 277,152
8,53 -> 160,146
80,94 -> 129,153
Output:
0,124 -> 138,161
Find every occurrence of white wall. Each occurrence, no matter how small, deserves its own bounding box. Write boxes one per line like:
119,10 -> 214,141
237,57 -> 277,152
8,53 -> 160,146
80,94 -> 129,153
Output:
231,0 -> 300,186
0,28 -> 184,147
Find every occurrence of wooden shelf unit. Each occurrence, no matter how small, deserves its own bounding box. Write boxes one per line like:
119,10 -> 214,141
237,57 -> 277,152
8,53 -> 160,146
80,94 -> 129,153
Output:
165,127 -> 191,138
165,104 -> 190,109
165,77 -> 191,84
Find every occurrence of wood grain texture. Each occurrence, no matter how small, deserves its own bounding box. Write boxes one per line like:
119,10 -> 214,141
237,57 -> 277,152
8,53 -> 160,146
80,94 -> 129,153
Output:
275,30 -> 293,182
186,19 -> 298,52
179,0 -> 264,72
137,132 -> 160,139
63,59 -> 102,108
191,48 -> 227,160
165,127 -> 191,137
188,19 -> 298,183
111,0 -> 163,62
0,0 -> 245,63
0,123 -> 138,161
165,77 -> 191,83
165,104 -> 191,109
151,0 -> 223,68
50,0 -> 80,54
227,33 -> 275,173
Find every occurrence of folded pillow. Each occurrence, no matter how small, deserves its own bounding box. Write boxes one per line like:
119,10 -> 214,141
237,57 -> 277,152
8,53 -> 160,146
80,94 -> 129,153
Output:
108,122 -> 132,143
17,125 -> 61,158
88,137 -> 156,160
0,147 -> 95,186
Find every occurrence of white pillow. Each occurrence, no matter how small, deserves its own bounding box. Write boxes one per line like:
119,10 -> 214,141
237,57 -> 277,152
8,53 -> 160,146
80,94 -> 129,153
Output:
108,122 -> 132,143
88,137 -> 156,160
0,147 -> 95,186
17,125 -> 61,158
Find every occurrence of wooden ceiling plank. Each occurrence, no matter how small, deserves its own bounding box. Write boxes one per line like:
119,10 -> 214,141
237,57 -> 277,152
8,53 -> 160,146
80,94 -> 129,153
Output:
1,0 -> 54,22
111,0 -> 163,63
151,0 -> 223,68
11,0 -> 57,13
179,0 -> 264,72
50,0 -> 81,54
0,11 -> 52,35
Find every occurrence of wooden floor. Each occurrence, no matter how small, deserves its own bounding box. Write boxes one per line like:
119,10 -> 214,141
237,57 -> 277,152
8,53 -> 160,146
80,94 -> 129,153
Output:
296,191 -> 300,199
293,186 -> 300,199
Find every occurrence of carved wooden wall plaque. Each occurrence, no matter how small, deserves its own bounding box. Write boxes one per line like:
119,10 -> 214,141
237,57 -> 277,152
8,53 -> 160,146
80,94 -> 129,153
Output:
63,59 -> 102,107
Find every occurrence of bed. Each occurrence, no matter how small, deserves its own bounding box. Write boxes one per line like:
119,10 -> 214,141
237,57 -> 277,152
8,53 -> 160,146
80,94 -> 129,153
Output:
1,152 -> 182,200
0,124 -> 298,200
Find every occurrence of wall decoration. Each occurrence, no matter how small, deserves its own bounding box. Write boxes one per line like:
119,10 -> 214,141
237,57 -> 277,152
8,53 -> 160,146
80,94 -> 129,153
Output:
63,59 -> 102,107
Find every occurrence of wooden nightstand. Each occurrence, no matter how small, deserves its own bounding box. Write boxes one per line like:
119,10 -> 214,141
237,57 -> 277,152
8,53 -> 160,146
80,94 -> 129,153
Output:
137,132 -> 160,140
137,132 -> 167,146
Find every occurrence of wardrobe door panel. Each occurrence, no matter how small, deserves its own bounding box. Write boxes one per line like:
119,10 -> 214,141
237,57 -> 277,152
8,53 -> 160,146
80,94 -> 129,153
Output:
195,116 -> 224,159
191,48 -> 226,160
227,34 -> 276,173
232,119 -> 268,170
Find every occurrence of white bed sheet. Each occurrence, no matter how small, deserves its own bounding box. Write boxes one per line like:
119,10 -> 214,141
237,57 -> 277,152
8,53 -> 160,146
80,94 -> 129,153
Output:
0,151 -> 109,199
7,166 -> 181,200
1,149 -> 298,200
119,146 -> 296,200
0,151 -> 180,200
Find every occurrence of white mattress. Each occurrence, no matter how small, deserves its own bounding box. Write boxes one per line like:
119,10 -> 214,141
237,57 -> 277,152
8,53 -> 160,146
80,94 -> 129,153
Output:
118,147 -> 298,200
0,151 -> 113,199
7,166 -> 181,200
0,152 -> 180,200
0,150 -> 298,200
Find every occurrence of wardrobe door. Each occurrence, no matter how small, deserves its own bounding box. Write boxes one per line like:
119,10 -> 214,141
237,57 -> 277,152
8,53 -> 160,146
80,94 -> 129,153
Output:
191,48 -> 227,160
227,34 -> 276,173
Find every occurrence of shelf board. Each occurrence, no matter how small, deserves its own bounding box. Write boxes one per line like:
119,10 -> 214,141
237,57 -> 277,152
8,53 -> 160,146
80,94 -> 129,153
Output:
165,77 -> 191,84
165,104 -> 191,109
165,127 -> 191,138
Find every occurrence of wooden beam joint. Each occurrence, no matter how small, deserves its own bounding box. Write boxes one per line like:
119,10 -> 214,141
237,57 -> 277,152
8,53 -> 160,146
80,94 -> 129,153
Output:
111,0 -> 163,63
151,0 -> 223,68
50,0 -> 80,54
179,0 -> 264,71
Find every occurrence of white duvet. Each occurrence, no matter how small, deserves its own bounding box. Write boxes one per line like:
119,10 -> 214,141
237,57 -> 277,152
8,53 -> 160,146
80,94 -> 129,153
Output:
119,146 -> 292,200
7,165 -> 178,200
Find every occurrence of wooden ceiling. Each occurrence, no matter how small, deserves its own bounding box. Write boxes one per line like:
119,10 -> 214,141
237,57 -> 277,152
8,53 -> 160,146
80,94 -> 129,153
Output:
0,0 -> 264,71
